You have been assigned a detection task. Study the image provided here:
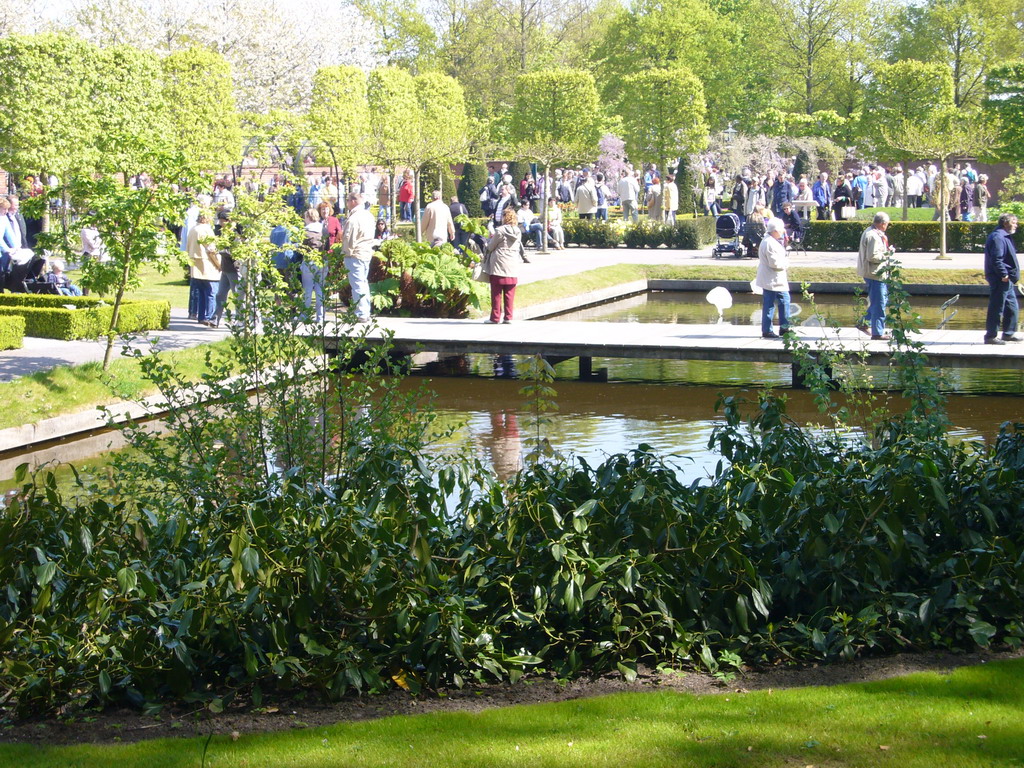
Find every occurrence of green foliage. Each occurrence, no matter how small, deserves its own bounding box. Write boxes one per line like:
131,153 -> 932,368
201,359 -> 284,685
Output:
986,60 -> 1024,164
620,66 -> 708,172
457,162 -> 490,217
308,66 -> 369,176
377,239 -> 480,316
367,67 -> 421,167
161,47 -> 242,172
805,220 -> 1002,252
0,316 -> 25,350
0,33 -> 102,176
509,69 -> 601,165
419,163 -> 457,206
862,60 -> 954,161
792,148 -> 811,181
563,218 -> 716,249
414,71 -> 469,169
0,298 -> 170,340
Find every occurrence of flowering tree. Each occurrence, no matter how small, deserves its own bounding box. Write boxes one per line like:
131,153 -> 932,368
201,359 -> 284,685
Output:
595,134 -> 628,200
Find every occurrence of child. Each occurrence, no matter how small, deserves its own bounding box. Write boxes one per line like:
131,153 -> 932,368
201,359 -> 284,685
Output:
46,258 -> 82,296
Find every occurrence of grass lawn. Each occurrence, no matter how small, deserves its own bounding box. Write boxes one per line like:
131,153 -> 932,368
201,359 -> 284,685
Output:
0,340 -> 236,430
2,658 -> 1020,767
123,263 -> 191,309
857,206 -> 956,222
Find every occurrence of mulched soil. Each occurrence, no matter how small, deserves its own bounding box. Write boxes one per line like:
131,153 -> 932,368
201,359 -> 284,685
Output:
3,648 -> 1021,747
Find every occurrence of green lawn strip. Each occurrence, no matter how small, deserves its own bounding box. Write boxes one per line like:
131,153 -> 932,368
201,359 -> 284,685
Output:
0,340 -> 236,431
857,206 -> 939,222
516,264 -> 986,310
3,658 -> 1020,768
123,263 -> 191,310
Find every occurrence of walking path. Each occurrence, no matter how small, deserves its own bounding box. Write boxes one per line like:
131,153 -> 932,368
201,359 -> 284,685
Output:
0,247 -> 989,383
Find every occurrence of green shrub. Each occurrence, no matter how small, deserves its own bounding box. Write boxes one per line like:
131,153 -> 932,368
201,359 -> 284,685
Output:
456,161 -> 490,218
0,297 -> 170,340
563,218 -> 716,249
0,315 -> 25,350
805,219 -> 1012,252
563,219 -> 623,247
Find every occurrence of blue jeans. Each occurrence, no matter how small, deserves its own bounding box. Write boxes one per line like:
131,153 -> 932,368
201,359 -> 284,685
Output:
761,290 -> 791,335
344,256 -> 371,321
596,207 -> 608,221
400,202 -> 413,221
301,262 -> 328,322
188,278 -> 200,318
864,278 -> 887,337
986,278 -> 1019,339
523,223 -> 543,247
195,279 -> 217,323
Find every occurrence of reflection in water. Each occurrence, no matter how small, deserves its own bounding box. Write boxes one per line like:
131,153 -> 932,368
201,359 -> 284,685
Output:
478,409 -> 521,481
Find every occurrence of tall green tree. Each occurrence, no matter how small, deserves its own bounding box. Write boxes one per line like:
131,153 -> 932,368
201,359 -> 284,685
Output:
162,46 -> 242,173
862,60 -> 955,221
882,108 -> 999,257
619,66 -> 709,178
594,0 -> 741,128
367,66 -> 423,223
308,65 -> 370,183
0,33 -> 99,177
986,61 -> 1024,165
92,44 -> 171,176
509,68 -> 601,250
881,0 -> 1024,108
354,0 -> 436,71
412,72 -> 470,240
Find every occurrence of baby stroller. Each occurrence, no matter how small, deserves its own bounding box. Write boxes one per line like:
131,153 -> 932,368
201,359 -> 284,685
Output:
711,213 -> 746,259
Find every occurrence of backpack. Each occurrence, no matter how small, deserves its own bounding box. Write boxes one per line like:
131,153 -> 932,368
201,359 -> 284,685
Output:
479,186 -> 489,202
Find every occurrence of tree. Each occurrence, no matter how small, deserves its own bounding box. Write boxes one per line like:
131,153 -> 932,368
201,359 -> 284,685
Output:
352,0 -> 436,71
31,152 -> 197,369
412,72 -> 470,240
863,60 -> 955,221
880,0 -> 1024,109
594,0 -> 742,129
162,46 -> 242,173
986,61 -> 1024,165
74,0 -> 377,113
882,108 -> 1000,258
308,65 -> 370,184
766,0 -> 845,114
619,66 -> 708,179
367,66 -> 422,224
509,68 -> 601,250
92,44 -> 171,176
0,33 -> 99,178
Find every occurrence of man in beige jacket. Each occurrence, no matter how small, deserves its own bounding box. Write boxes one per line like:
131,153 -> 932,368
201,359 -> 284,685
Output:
342,192 -> 376,323
857,211 -> 894,340
421,190 -> 455,246
186,212 -> 220,326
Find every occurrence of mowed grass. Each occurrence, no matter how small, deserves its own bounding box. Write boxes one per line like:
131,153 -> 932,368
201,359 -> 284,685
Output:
2,658 -> 1021,768
0,340 -> 236,430
123,263 -> 191,309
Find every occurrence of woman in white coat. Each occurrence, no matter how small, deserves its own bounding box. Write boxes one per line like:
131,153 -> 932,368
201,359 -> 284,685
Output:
756,217 -> 790,339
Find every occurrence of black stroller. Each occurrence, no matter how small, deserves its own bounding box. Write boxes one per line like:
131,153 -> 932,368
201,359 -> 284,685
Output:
711,213 -> 747,259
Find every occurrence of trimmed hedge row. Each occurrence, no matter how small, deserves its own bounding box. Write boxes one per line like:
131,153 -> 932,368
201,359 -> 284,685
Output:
0,296 -> 170,340
563,217 -> 717,249
804,220 -> 1011,253
0,315 -> 25,350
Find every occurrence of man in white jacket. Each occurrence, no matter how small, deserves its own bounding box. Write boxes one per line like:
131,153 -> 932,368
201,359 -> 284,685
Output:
756,218 -> 790,339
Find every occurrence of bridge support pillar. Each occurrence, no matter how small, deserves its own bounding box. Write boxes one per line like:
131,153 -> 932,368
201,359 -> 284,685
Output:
578,356 -> 608,382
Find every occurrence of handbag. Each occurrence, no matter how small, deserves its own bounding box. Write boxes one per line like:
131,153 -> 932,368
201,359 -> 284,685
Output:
472,254 -> 490,283
841,206 -> 857,220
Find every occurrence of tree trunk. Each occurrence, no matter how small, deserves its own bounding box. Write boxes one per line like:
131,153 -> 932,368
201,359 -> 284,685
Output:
414,167 -> 422,243
102,259 -> 132,371
902,165 -> 909,222
540,163 -> 550,254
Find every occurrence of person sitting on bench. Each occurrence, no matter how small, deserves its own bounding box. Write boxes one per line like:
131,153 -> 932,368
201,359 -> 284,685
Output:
779,202 -> 805,245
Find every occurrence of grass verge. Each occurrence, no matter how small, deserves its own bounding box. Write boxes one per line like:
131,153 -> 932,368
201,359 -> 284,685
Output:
516,264 -> 986,309
2,658 -> 1020,767
0,340 -> 237,431
123,263 -> 191,310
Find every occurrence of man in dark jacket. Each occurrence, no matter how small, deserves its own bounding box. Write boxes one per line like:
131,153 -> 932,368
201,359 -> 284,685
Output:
771,172 -> 793,216
450,195 -> 469,249
983,212 -> 1021,345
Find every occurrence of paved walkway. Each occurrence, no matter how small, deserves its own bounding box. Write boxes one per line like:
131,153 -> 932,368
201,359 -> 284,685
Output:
0,247 -> 988,382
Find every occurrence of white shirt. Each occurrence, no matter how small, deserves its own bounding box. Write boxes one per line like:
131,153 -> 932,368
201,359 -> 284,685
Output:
617,175 -> 639,202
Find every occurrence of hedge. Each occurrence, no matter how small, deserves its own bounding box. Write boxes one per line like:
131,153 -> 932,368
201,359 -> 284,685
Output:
0,296 -> 170,340
0,315 -> 25,350
804,220 -> 1014,253
563,217 -> 717,249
